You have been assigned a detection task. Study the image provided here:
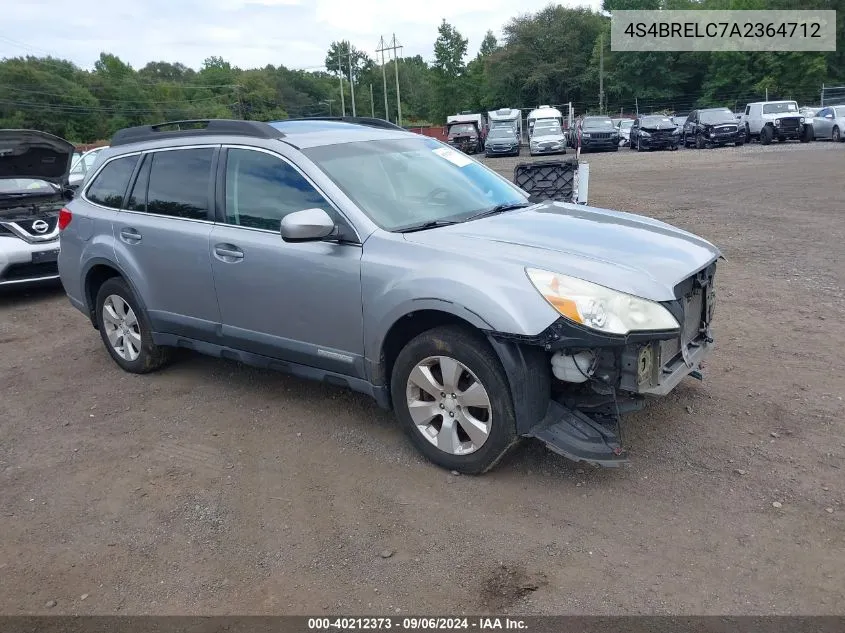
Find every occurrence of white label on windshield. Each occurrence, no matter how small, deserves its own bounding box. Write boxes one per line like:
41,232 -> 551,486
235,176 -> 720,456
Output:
432,146 -> 472,168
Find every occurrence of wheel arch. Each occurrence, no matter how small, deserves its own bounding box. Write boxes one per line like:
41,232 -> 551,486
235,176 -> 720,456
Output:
376,307 -> 552,433
82,258 -> 145,329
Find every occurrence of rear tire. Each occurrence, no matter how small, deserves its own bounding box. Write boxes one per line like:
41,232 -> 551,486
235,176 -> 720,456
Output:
95,277 -> 172,374
390,325 -> 518,474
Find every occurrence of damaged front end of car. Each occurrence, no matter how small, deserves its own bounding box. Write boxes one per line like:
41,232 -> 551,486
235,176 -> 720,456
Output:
488,260 -> 718,467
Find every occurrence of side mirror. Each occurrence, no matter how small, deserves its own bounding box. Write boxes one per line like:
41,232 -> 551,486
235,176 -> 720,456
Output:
826,113 -> 834,119
280,208 -> 336,242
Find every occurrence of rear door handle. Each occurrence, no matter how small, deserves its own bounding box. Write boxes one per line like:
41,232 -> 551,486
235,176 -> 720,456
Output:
120,228 -> 142,244
214,243 -> 244,263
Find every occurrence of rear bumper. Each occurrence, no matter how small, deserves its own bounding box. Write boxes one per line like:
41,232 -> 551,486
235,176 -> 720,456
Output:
0,236 -> 61,287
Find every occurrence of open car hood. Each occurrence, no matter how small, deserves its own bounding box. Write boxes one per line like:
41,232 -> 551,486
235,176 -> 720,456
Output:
0,130 -> 75,186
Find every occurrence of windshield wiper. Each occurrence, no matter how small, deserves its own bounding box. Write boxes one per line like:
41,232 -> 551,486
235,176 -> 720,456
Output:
396,219 -> 463,233
463,201 -> 532,222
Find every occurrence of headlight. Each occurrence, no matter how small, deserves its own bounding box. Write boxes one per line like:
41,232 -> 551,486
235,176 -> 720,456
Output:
640,131 -> 651,138
800,116 -> 805,123
526,269 -> 680,335
582,133 -> 591,138
774,119 -> 781,126
710,131 -> 715,137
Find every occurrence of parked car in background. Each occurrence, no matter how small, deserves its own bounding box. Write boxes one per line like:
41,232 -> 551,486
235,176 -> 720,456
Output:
528,119 -> 566,156
682,108 -> 744,148
811,105 -> 845,142
800,106 -> 821,122
69,146 -> 108,189
617,119 -> 633,146
629,115 -> 681,151
484,125 -> 521,157
446,122 -> 483,154
573,116 -> 619,152
0,130 -> 74,287
58,117 -> 722,472
740,100 -> 812,144
671,115 -> 688,128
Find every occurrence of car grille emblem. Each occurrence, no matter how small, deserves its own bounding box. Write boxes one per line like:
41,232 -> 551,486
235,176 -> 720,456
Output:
31,220 -> 49,234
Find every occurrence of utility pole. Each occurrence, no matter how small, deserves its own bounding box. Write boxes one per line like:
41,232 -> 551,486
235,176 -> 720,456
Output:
338,58 -> 345,116
635,97 -> 639,116
599,34 -> 604,114
348,42 -> 356,117
391,34 -> 402,127
370,84 -> 375,117
765,87 -> 768,101
821,83 -> 825,106
376,36 -> 390,122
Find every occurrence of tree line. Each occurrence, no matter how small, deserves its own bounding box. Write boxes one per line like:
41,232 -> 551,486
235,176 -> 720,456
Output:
1,0 -> 842,143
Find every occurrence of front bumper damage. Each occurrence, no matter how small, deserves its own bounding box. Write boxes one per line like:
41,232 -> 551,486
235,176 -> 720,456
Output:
488,261 -> 717,466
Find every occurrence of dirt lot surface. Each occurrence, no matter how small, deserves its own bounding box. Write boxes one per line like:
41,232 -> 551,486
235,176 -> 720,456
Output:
1,142 -> 844,616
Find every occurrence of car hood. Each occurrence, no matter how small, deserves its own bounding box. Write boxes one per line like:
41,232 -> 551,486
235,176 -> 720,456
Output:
0,130 -> 75,186
532,132 -> 565,142
403,201 -> 721,302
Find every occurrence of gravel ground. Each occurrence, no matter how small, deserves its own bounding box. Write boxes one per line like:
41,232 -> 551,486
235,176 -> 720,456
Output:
1,141 -> 843,615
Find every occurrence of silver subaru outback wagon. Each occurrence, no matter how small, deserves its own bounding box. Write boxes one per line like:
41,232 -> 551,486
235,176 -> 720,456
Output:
58,117 -> 721,473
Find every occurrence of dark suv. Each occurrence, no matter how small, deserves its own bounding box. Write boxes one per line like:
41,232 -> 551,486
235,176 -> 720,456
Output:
573,117 -> 619,152
682,108 -> 744,148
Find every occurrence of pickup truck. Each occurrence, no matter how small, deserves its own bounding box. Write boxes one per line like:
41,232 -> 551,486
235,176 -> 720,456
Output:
740,100 -> 813,145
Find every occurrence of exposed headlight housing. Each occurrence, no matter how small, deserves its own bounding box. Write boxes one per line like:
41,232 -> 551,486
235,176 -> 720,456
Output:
526,269 -> 680,335
640,131 -> 651,138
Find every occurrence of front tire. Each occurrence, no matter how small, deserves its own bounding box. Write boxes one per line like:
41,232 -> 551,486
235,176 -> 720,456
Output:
95,277 -> 172,374
760,125 -> 773,145
390,325 -> 518,474
833,126 -> 841,142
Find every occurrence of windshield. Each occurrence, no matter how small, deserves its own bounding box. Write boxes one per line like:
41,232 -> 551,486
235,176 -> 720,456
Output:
619,120 -> 633,129
700,110 -> 734,124
448,123 -> 476,135
582,118 -> 614,130
533,123 -> 562,135
304,137 -> 528,232
641,116 -> 674,127
0,179 -> 59,195
488,127 -> 515,138
763,102 -> 798,114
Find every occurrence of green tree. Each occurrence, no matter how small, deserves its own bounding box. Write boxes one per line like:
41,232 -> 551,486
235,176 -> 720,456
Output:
430,20 -> 469,122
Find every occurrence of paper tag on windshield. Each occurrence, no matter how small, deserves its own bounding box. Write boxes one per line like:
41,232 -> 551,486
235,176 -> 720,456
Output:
432,146 -> 472,168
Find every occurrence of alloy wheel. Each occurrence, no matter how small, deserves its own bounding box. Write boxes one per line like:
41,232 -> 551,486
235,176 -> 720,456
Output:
102,294 -> 142,361
405,355 -> 492,456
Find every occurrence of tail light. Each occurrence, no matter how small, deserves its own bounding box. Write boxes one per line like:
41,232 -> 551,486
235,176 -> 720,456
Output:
58,207 -> 72,230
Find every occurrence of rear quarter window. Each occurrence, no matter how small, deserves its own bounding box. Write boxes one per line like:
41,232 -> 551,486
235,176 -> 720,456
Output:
85,155 -> 140,209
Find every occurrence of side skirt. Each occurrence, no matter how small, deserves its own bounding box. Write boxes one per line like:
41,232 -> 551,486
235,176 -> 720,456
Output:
152,332 -> 391,410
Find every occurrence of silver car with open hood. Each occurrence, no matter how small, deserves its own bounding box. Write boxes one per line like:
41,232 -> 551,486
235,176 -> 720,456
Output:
0,130 -> 74,287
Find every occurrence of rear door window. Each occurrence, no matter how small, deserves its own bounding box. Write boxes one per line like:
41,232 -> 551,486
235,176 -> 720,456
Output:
85,154 -> 140,209
145,148 -> 214,220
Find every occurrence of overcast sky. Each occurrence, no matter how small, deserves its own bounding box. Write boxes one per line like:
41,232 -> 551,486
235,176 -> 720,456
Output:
2,0 -> 602,72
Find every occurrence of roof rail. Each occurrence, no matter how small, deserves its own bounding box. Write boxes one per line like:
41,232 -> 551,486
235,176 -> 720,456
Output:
111,119 -> 285,147
282,116 -> 406,131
